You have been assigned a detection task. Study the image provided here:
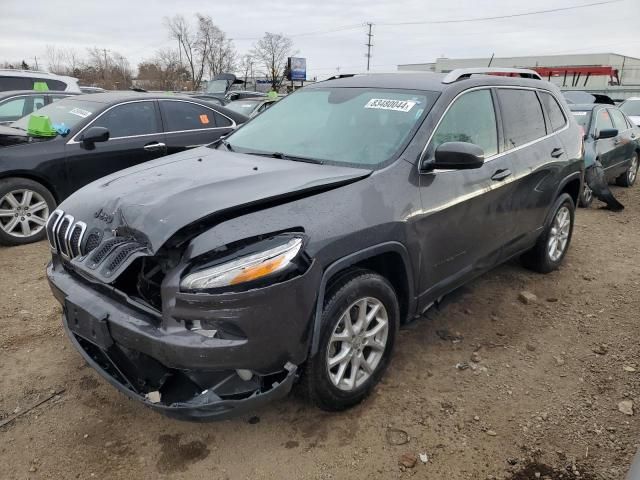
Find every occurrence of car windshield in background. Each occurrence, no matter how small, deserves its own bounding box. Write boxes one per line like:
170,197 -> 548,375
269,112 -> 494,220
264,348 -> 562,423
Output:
223,88 -> 438,167
10,98 -> 101,131
226,100 -> 261,116
620,100 -> 640,117
571,110 -> 592,130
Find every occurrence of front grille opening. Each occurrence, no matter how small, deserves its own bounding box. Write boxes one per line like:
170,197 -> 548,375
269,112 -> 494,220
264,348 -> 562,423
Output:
69,225 -> 83,257
113,257 -> 167,312
106,244 -> 142,273
90,238 -> 128,267
84,230 -> 102,255
57,218 -> 70,255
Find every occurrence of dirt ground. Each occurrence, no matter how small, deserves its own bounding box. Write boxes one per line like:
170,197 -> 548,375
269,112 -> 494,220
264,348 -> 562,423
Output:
1,185 -> 639,480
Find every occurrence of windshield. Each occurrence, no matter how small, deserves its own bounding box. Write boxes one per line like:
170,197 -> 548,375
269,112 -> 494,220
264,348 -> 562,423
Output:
226,100 -> 261,116
206,79 -> 228,94
571,110 -> 592,130
223,87 -> 438,167
10,98 -> 101,131
620,100 -> 640,117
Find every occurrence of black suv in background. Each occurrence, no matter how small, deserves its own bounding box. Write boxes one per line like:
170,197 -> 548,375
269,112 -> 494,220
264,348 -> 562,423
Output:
47,68 -> 584,420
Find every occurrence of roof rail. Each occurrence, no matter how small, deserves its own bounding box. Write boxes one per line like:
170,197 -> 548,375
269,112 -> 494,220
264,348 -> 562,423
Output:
0,68 -> 53,75
442,67 -> 542,84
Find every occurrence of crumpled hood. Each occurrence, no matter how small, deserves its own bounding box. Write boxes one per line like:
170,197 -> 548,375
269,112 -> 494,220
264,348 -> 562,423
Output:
0,125 -> 57,147
59,147 -> 372,252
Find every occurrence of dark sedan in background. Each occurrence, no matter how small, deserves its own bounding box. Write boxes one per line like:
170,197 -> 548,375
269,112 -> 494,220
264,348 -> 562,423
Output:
0,90 -> 78,125
0,92 -> 247,245
569,103 -> 639,206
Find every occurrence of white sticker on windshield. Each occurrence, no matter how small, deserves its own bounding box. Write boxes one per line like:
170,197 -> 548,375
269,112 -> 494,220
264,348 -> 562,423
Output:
69,107 -> 91,118
365,98 -> 417,112
572,111 -> 588,116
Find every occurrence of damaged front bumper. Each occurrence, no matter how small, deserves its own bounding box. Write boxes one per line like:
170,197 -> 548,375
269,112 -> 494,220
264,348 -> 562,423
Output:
48,259 -> 320,421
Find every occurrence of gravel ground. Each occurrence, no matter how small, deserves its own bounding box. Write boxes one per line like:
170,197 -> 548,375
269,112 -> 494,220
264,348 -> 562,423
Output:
0,185 -> 639,480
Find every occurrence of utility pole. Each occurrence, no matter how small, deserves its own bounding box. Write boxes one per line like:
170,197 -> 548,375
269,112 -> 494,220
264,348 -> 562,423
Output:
33,56 -> 39,70
102,48 -> 109,81
365,23 -> 373,71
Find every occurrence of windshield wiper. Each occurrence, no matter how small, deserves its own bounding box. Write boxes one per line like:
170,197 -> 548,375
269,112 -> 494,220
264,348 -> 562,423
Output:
247,151 -> 324,165
212,136 -> 235,151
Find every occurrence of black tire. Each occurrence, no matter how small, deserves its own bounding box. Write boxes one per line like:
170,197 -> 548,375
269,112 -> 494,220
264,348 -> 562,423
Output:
0,177 -> 56,246
521,193 -> 575,274
616,152 -> 638,187
301,269 -> 399,412
578,183 -> 593,208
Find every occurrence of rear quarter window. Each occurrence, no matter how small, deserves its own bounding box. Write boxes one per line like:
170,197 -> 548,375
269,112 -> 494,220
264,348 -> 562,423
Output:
497,89 -> 547,149
539,92 -> 567,132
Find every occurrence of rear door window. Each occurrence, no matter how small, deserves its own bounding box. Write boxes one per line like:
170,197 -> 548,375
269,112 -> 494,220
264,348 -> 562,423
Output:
497,89 -> 547,149
431,89 -> 498,157
539,92 -> 567,132
0,76 -> 32,91
40,78 -> 67,91
92,101 -> 160,138
608,108 -> 628,132
159,100 -> 220,131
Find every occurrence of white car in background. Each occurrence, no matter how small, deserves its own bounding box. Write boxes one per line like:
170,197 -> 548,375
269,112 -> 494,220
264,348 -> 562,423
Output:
0,69 -> 81,93
620,97 -> 640,126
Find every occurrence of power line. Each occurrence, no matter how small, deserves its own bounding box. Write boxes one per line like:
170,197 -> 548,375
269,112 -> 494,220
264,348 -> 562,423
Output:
377,0 -> 623,26
232,23 -> 364,41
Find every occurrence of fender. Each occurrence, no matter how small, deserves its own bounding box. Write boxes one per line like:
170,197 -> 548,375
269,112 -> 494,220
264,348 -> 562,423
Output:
544,170 -> 582,225
309,241 -> 416,356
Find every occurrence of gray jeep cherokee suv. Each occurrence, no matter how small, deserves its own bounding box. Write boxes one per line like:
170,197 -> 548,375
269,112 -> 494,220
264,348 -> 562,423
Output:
47,68 -> 584,420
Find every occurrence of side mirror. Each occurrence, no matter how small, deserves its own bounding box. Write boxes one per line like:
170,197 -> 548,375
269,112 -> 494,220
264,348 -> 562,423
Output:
596,128 -> 618,140
422,142 -> 485,172
80,126 -> 109,148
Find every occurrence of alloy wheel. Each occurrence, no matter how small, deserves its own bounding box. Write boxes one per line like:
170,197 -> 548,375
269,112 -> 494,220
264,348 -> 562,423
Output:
582,184 -> 593,205
0,189 -> 49,238
629,155 -> 638,185
547,206 -> 571,262
326,297 -> 389,391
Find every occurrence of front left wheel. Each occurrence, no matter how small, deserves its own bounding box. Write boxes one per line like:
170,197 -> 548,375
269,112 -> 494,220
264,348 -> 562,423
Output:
302,270 -> 399,412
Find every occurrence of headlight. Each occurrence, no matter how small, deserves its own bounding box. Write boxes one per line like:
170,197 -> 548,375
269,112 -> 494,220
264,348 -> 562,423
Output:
181,237 -> 303,291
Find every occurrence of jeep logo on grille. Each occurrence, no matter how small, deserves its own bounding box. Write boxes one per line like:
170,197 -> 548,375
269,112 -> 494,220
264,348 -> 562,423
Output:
94,208 -> 114,224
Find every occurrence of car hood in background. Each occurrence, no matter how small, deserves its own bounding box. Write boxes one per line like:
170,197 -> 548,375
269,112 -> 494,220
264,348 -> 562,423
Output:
627,115 -> 640,126
60,147 -> 372,252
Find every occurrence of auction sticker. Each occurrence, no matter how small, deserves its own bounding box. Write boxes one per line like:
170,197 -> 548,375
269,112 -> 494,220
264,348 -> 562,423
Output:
69,108 -> 92,118
365,98 -> 416,112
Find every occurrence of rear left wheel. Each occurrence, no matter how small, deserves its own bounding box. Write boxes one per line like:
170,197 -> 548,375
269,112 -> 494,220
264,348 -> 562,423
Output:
616,152 -> 638,187
302,270 -> 399,412
579,183 -> 593,208
521,193 -> 575,274
0,178 -> 55,246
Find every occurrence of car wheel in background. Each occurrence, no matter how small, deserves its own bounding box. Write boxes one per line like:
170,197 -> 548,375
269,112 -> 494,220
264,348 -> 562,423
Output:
302,269 -> 399,412
521,193 -> 575,274
0,178 -> 56,246
579,183 -> 593,208
616,152 -> 638,187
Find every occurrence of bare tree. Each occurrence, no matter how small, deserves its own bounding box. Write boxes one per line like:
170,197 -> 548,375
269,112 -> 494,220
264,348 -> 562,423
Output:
252,32 -> 295,91
137,48 -> 188,90
165,14 -> 215,90
204,25 -> 237,78
239,53 -> 255,89
45,45 -> 82,76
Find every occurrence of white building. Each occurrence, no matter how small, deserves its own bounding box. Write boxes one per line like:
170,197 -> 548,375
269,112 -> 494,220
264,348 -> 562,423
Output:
398,53 -> 640,99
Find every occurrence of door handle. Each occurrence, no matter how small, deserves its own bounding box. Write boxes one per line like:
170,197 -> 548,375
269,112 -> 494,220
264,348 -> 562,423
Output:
143,142 -> 166,152
491,169 -> 512,181
551,147 -> 565,158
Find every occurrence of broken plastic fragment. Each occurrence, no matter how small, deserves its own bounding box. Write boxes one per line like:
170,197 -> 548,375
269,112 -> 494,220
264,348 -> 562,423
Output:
146,391 -> 161,404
